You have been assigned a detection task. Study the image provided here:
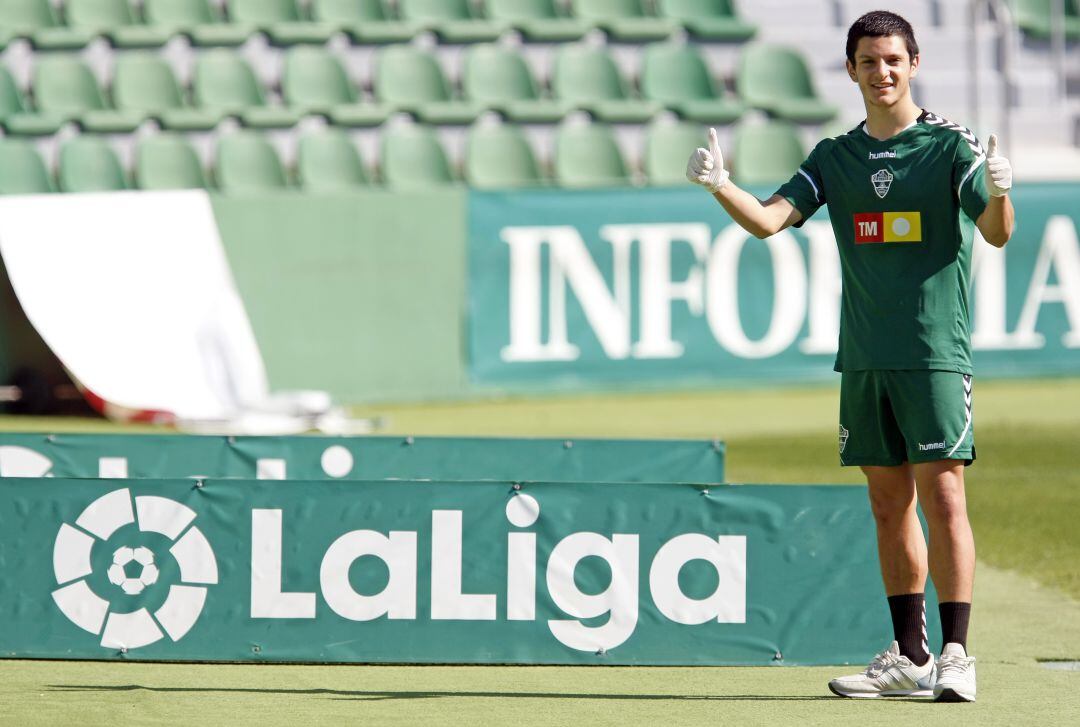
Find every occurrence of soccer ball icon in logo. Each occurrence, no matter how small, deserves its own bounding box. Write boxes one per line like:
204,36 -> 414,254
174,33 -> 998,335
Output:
52,488 -> 218,650
107,546 -> 159,595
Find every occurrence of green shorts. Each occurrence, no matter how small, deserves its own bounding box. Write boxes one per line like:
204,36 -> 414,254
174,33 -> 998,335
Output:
839,370 -> 975,467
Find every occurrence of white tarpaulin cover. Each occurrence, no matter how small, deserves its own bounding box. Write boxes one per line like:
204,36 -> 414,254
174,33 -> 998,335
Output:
0,190 -> 331,427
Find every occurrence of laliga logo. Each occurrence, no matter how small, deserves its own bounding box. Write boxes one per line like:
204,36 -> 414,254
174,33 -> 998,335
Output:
0,446 -> 54,477
52,488 -> 218,650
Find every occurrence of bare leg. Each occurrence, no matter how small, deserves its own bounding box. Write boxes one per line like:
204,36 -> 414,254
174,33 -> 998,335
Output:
913,460 -> 975,603
862,464 -> 928,596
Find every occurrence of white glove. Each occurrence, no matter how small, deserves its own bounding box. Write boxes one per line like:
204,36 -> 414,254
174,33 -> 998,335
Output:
686,127 -> 729,193
984,133 -> 1012,197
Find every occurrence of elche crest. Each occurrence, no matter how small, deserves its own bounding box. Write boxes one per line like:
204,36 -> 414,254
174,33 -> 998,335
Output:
871,169 -> 893,199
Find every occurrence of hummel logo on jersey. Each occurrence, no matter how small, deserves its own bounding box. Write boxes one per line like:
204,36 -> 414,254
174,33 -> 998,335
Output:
918,441 -> 947,451
854,212 -> 922,243
868,151 -> 897,160
871,169 -> 893,198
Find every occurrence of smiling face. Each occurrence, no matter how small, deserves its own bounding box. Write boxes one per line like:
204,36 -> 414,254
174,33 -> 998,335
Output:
847,35 -> 919,109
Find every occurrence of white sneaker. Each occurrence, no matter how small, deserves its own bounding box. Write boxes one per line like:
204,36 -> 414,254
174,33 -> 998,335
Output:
828,641 -> 935,698
934,642 -> 977,702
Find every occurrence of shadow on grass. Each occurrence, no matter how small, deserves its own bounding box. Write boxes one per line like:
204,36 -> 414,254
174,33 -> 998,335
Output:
48,684 -> 842,702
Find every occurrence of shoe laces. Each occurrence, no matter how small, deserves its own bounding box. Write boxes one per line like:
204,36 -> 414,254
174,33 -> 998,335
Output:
866,648 -> 909,677
937,652 -> 975,679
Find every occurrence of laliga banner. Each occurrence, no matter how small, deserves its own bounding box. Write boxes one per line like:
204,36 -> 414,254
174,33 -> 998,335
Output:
0,478 -> 898,665
468,184 -> 1080,387
0,434 -> 725,484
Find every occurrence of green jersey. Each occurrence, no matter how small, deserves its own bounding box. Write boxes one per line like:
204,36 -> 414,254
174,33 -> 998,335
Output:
776,110 -> 991,374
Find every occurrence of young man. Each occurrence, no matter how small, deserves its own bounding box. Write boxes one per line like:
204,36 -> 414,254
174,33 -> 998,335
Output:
687,11 -> 1014,702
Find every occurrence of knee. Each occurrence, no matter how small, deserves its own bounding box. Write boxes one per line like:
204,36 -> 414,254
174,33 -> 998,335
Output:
867,488 -> 913,529
922,483 -> 968,527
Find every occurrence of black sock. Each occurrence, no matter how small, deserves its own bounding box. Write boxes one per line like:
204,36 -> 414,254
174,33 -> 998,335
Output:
887,593 -> 930,666
939,601 -> 972,650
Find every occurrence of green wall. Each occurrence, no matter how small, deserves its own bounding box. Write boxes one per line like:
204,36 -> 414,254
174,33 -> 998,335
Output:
212,191 -> 469,403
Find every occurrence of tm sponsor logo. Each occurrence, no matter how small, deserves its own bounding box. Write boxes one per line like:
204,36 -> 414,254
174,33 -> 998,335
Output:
918,441 -> 947,452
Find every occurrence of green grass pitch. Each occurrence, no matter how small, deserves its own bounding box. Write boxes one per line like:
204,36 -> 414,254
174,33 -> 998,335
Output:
2,377 -> 1079,725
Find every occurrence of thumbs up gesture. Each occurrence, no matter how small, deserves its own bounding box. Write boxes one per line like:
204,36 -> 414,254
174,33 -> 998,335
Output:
686,127 -> 729,193
984,133 -> 1012,197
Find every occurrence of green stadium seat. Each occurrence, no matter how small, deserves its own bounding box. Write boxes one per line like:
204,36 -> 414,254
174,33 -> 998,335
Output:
113,54 -> 186,113
551,44 -> 658,123
0,0 -> 49,47
32,55 -> 142,132
462,44 -> 567,123
380,124 -> 456,189
655,0 -> 756,41
112,53 -> 217,130
297,128 -> 370,190
0,139 -> 55,194
1011,0 -> 1080,40
144,0 -> 214,25
66,0 -> 170,48
640,44 -> 744,123
464,122 -> 544,188
215,132 -> 289,192
3,113 -> 65,137
143,0 -> 250,46
193,50 -> 300,128
0,67 -> 28,121
0,0 -> 57,34
283,46 -> 355,109
228,0 -> 302,22
569,0 -> 675,41
310,0 -> 419,43
398,0 -> 506,42
192,50 -> 260,108
375,45 -> 480,124
644,119 -> 706,185
229,0 -> 335,45
554,121 -> 631,188
32,56 -> 105,114
487,0 -> 591,41
283,47 -> 390,125
737,43 -> 838,124
2,59 -> 61,136
58,137 -> 129,192
1,0 -> 94,50
135,134 -> 209,189
732,120 -> 805,186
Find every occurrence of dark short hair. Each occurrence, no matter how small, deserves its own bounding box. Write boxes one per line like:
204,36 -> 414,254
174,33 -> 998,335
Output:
845,10 -> 919,64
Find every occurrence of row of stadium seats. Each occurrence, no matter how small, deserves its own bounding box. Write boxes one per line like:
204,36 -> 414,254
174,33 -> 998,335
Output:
0,118 -> 810,193
0,42 -> 836,135
0,0 -> 757,48
1013,0 -> 1080,40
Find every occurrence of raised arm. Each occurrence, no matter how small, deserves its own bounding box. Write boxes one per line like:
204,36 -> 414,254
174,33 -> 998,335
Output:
686,128 -> 804,239
975,133 -> 1014,248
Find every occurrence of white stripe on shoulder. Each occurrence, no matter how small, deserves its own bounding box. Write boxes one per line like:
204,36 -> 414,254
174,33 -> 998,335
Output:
923,110 -> 985,157
959,152 -> 986,193
798,169 -> 821,202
